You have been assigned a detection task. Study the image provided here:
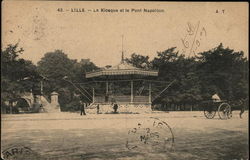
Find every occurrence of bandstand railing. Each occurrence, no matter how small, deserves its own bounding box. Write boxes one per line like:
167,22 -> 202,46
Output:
94,95 -> 149,104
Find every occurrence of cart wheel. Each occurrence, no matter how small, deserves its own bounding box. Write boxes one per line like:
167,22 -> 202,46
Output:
227,112 -> 232,119
218,103 -> 231,120
204,110 -> 216,119
227,109 -> 232,119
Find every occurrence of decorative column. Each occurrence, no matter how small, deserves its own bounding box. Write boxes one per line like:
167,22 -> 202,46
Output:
131,80 -> 134,103
51,92 -> 59,104
106,81 -> 109,95
149,82 -> 152,103
51,92 -> 60,112
92,88 -> 95,103
105,81 -> 109,102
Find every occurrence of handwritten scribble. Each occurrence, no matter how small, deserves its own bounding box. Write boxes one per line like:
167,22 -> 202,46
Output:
181,21 -> 207,57
181,38 -> 190,48
187,22 -> 195,35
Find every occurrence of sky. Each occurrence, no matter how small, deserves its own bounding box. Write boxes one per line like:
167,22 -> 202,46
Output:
2,1 -> 249,67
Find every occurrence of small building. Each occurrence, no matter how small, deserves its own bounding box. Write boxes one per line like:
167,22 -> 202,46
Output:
85,54 -> 159,113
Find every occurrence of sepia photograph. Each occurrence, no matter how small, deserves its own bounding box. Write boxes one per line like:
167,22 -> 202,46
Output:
1,1 -> 249,160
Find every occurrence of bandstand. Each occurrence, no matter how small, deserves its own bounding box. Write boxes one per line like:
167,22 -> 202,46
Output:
84,56 -> 159,113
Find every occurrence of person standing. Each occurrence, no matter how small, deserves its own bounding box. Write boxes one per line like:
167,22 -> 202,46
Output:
80,100 -> 86,116
113,103 -> 118,113
97,104 -> 100,114
239,98 -> 246,119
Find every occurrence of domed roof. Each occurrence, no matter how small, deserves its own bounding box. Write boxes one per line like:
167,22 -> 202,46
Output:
86,61 -> 158,78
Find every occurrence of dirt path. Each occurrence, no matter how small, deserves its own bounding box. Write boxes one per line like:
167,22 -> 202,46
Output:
1,111 -> 248,160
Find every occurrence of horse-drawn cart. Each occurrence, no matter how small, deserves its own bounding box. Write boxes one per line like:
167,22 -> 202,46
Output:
203,100 -> 232,120
203,98 -> 247,120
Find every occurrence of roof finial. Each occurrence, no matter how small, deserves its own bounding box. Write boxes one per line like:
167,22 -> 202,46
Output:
121,35 -> 124,63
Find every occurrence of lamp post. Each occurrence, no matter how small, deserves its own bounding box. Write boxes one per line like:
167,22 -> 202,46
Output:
10,98 -> 13,114
40,80 -> 43,95
39,75 -> 49,95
